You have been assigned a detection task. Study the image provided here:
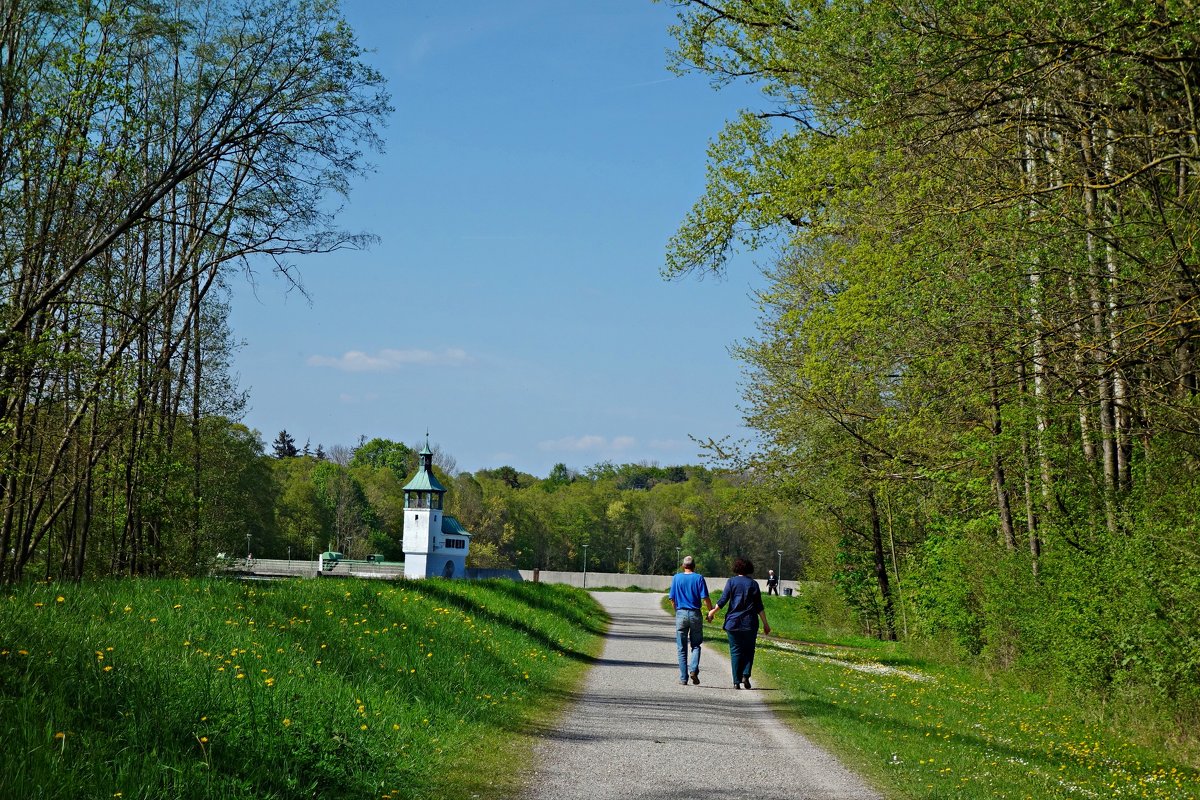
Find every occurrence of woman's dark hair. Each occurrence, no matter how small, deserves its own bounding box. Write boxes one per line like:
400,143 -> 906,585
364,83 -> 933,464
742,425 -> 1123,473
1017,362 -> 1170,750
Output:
732,558 -> 753,576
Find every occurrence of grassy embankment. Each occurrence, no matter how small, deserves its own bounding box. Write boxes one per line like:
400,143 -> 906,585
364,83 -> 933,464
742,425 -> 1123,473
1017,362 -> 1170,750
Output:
694,585 -> 1200,799
0,577 -> 606,800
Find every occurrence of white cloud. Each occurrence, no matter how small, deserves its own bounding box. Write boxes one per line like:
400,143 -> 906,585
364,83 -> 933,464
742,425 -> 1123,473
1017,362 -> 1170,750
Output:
307,348 -> 469,372
538,434 -> 638,453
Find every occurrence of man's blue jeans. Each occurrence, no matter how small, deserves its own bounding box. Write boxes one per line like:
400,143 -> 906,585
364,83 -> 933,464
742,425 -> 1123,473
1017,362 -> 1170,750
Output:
675,609 -> 704,681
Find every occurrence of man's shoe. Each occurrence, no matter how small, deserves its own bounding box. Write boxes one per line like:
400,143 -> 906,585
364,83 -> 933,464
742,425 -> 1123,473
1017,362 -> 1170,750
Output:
679,678 -> 689,685
690,672 -> 699,685
742,678 -> 753,690
734,682 -> 742,689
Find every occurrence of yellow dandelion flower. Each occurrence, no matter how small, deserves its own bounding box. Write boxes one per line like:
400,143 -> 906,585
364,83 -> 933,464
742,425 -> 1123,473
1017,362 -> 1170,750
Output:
283,719 -> 291,727
56,596 -> 65,603
54,732 -> 66,740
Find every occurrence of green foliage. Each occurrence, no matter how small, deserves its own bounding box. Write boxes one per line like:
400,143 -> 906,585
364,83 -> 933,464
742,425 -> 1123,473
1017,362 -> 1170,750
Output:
272,457 -> 334,558
908,524 -> 986,656
476,465 -> 532,489
0,0 -> 389,583
444,462 -> 806,578
349,439 -> 413,482
0,578 -> 605,799
272,431 -> 299,459
193,419 -> 282,565
662,0 -> 1200,722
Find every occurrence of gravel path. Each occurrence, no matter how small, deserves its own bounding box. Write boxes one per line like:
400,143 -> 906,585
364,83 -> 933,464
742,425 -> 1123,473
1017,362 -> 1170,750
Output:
522,592 -> 882,800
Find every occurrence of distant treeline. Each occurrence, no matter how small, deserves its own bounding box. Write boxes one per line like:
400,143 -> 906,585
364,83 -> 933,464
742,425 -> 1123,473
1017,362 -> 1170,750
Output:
265,431 -> 813,580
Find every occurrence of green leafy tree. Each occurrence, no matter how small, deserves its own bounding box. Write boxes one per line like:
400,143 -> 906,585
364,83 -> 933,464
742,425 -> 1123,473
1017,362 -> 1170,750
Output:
193,420 -> 280,562
350,438 -> 413,481
272,457 -> 333,558
0,0 -> 389,582
661,0 -> 1200,702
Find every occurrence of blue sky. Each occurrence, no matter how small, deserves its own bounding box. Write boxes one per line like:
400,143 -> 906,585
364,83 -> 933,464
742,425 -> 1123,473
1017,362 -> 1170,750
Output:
228,0 -> 768,478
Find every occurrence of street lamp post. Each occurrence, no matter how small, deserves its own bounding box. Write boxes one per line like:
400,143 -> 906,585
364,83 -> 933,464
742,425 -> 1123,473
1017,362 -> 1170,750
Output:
245,534 -> 252,560
626,546 -> 632,574
777,550 -> 783,592
675,545 -> 681,566
582,543 -> 589,589
288,546 -> 292,562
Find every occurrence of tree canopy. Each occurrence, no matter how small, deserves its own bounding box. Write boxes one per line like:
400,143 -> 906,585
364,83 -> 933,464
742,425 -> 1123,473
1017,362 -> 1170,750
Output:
0,0 -> 389,581
664,0 -> 1200,698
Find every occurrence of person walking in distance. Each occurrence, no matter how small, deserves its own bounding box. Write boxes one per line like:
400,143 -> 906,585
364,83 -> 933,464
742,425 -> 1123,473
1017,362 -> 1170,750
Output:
669,555 -> 713,685
766,568 -> 779,596
708,558 -> 771,689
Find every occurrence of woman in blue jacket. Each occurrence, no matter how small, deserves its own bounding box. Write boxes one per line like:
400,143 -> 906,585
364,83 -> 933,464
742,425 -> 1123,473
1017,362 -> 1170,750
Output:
708,558 -> 771,689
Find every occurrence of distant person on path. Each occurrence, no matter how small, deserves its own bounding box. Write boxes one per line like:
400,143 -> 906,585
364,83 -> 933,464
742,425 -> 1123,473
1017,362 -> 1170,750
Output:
708,558 -> 771,689
669,555 -> 713,686
766,568 -> 779,595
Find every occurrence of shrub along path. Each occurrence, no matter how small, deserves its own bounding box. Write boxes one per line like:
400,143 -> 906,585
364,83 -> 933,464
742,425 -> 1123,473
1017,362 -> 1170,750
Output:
522,592 -> 880,800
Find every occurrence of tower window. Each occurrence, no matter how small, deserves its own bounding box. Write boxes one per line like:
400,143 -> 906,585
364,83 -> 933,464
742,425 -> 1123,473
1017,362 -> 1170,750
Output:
444,538 -> 465,550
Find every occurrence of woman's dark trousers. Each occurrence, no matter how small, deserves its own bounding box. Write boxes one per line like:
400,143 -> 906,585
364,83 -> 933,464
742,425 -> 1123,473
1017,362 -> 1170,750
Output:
726,629 -> 758,683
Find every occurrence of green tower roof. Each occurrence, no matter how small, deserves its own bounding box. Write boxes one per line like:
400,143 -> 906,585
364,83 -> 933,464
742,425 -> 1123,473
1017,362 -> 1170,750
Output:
403,468 -> 446,493
403,433 -> 445,493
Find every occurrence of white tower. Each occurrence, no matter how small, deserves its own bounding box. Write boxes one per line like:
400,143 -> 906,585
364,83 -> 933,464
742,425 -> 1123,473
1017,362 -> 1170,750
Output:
402,439 -> 470,579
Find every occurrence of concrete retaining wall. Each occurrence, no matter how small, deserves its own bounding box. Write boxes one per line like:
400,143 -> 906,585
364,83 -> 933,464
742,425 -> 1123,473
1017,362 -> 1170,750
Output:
226,558 -> 318,577
466,568 -> 524,581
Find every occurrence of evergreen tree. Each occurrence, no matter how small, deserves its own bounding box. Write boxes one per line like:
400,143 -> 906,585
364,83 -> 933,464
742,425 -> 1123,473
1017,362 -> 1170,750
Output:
272,430 -> 299,459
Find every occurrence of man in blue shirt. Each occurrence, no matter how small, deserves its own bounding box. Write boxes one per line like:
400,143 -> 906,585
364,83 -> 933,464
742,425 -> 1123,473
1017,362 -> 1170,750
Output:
669,555 -> 713,685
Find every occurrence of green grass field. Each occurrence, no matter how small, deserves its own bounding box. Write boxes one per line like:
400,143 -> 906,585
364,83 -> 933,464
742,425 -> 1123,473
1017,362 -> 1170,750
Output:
701,587 -> 1200,799
0,577 -> 606,800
